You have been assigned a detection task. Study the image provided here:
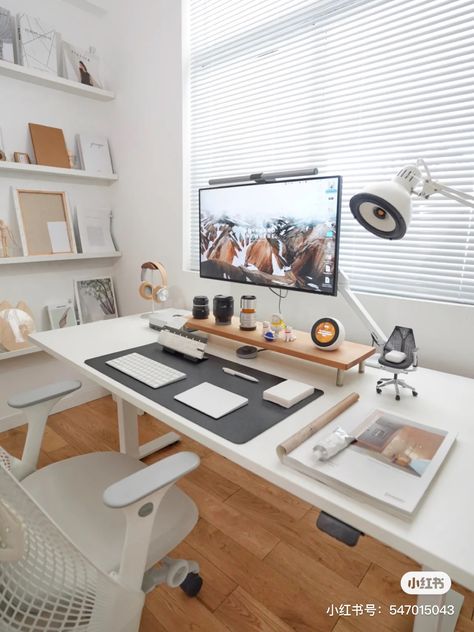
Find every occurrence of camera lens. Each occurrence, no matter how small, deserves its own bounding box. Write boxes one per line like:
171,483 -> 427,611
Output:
192,295 -> 209,319
213,295 -> 234,325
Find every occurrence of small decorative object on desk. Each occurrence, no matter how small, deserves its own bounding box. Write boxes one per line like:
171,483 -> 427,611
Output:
213,295 -> 233,325
13,152 -> 31,164
239,295 -> 257,330
0,220 -> 19,257
270,313 -> 286,337
0,301 -> 36,351
74,277 -> 118,324
262,321 -> 276,341
282,324 -> 296,342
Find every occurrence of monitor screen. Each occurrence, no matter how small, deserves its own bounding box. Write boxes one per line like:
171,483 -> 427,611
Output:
199,175 -> 342,296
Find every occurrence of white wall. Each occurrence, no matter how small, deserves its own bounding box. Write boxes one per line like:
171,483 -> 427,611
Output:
0,0 -> 117,422
107,0 -> 474,381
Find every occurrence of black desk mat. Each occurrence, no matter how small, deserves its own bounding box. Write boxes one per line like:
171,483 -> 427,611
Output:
86,343 -> 324,444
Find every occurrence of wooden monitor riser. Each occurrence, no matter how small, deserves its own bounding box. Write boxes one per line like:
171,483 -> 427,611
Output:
186,317 -> 375,386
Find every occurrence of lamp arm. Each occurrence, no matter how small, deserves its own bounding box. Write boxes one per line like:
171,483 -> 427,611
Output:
418,180 -> 474,208
338,268 -> 387,349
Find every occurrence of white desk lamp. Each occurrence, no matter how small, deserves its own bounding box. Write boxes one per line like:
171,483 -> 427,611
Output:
349,159 -> 474,240
346,159 -> 474,347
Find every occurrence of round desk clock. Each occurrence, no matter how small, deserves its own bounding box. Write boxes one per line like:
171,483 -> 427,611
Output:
310,317 -> 345,351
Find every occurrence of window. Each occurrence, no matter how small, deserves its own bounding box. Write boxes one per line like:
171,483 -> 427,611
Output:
186,0 -> 474,304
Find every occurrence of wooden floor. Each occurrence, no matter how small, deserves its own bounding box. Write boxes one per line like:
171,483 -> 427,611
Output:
1,396 -> 473,632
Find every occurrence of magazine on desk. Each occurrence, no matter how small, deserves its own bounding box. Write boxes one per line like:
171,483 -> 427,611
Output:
282,404 -> 456,519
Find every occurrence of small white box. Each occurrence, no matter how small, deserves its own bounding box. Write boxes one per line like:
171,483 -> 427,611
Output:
263,379 -> 314,408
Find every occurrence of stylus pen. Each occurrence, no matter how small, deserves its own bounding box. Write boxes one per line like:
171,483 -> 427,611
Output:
222,367 -> 259,383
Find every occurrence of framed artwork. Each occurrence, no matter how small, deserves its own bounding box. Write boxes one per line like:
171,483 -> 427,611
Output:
47,300 -> 76,329
74,277 -> 118,324
13,189 -> 77,256
13,152 -> 31,164
75,207 -> 116,254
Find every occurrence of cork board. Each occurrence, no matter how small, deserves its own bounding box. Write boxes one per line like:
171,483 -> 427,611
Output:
14,190 -> 77,256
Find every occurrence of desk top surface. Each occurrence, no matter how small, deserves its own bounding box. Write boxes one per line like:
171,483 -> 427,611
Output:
31,315 -> 474,590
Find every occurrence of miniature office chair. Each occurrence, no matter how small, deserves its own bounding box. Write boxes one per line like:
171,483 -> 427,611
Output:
376,326 -> 418,400
0,380 -> 203,632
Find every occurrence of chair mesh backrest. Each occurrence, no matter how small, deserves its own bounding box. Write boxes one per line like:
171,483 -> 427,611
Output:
384,326 -> 416,360
0,465 -> 125,631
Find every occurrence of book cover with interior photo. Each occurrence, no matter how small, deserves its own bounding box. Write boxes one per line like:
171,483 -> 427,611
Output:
0,6 -> 15,63
17,13 -> 59,75
62,41 -> 103,88
284,405 -> 456,518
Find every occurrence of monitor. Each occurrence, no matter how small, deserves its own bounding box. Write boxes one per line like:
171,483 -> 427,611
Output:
199,175 -> 342,296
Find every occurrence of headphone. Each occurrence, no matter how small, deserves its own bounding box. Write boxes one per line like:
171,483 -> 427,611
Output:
138,261 -> 169,303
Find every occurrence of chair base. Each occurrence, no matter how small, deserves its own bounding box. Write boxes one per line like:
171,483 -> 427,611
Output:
376,375 -> 418,400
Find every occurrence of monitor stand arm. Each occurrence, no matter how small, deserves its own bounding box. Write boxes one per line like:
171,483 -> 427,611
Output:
338,268 -> 387,350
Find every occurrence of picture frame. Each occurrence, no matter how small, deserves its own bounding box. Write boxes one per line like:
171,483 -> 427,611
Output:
13,152 -> 31,164
74,277 -> 118,324
75,207 -> 116,254
13,188 -> 77,256
47,300 -> 77,329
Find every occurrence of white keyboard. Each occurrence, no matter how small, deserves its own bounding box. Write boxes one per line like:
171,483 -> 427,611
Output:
106,353 -> 187,389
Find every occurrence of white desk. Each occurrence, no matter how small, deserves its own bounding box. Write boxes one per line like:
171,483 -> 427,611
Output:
31,315 -> 474,630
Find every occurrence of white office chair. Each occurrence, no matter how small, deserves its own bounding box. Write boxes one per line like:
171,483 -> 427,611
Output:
0,380 -> 203,632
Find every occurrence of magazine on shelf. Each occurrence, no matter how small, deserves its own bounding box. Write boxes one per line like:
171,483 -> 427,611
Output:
282,403 -> 456,519
62,41 -> 103,88
77,134 -> 113,175
0,6 -> 15,63
16,13 -> 59,75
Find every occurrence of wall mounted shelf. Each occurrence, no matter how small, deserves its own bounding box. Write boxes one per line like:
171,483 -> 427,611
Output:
0,59 -> 115,101
0,346 -> 42,361
0,252 -> 121,265
0,161 -> 118,183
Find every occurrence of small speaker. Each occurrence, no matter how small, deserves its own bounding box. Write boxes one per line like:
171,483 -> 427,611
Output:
311,317 -> 345,351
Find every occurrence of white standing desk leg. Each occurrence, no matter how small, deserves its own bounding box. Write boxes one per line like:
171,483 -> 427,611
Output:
116,397 -> 180,460
412,590 -> 463,632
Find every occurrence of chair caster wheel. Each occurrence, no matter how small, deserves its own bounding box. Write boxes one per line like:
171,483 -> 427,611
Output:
413,391 -> 418,397
377,380 -> 382,385
395,395 -> 400,401
376,388 -> 382,394
180,572 -> 203,597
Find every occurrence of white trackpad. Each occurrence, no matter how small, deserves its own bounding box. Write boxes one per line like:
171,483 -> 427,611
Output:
174,382 -> 248,419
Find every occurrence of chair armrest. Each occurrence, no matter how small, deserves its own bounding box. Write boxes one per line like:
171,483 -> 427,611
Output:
413,348 -> 419,367
7,380 -> 82,409
103,451 -> 200,509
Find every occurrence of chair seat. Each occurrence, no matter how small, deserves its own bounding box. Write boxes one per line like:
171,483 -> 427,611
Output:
22,451 -> 198,575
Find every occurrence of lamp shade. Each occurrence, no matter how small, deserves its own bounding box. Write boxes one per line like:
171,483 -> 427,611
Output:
349,166 -> 420,240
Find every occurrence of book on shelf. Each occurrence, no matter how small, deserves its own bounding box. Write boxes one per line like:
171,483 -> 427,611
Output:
0,6 -> 15,63
77,134 -> 113,175
62,41 -> 103,88
29,123 -> 70,168
16,13 -> 59,75
279,403 -> 456,519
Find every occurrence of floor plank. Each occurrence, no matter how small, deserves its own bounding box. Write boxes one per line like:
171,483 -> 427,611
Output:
215,586 -> 295,632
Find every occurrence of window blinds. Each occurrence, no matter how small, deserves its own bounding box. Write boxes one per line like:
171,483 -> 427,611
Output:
186,0 -> 474,304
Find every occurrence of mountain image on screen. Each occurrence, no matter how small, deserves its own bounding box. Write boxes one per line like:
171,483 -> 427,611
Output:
199,177 -> 341,294
201,214 -> 335,289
